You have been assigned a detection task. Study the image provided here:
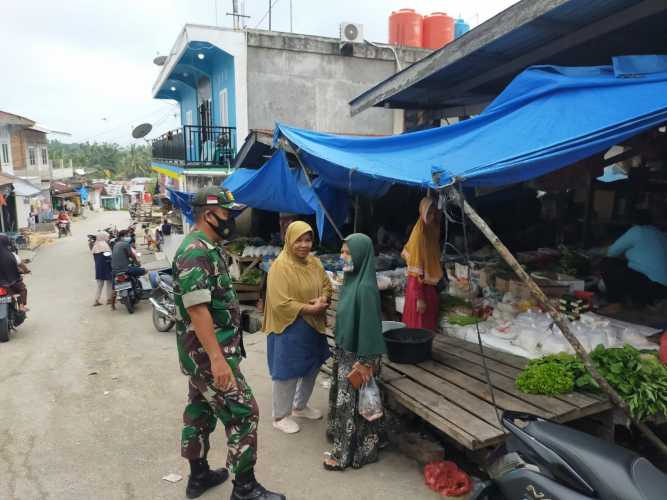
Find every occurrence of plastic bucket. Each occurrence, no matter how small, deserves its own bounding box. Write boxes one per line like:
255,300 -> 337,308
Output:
382,321 -> 406,333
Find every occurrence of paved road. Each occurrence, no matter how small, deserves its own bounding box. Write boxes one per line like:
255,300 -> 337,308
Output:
0,211 -> 435,500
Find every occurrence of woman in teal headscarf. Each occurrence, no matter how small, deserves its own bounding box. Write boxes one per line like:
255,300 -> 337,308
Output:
325,233 -> 386,471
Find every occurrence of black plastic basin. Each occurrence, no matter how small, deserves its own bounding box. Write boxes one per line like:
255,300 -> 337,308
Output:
383,328 -> 435,364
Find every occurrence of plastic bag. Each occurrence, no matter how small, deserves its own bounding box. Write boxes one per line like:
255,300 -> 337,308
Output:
424,461 -> 472,497
358,377 -> 383,422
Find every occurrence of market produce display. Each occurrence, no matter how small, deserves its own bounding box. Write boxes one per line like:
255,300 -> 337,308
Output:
239,268 -> 263,285
516,346 -> 667,420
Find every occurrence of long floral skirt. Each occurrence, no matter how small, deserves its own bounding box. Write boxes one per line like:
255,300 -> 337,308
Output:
326,348 -> 383,469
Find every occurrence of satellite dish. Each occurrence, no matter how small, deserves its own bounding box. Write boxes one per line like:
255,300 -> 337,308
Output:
132,123 -> 153,139
153,55 -> 167,66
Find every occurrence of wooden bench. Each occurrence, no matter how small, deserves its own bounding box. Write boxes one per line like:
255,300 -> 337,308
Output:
323,330 -> 612,451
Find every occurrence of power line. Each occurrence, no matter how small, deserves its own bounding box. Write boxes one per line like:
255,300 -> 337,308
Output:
254,0 -> 280,29
77,106 -> 177,144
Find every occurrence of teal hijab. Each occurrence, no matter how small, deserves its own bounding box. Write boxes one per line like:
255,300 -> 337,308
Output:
335,234 -> 386,358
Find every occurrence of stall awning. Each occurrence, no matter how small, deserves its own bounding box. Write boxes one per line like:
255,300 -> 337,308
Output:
54,191 -> 80,199
12,179 -> 41,197
167,189 -> 194,224
223,150 -> 348,240
276,56 -> 667,192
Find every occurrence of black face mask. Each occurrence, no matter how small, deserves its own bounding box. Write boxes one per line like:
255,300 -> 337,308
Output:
207,211 -> 235,239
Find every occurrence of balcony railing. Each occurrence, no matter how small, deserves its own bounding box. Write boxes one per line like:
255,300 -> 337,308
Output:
152,125 -> 236,168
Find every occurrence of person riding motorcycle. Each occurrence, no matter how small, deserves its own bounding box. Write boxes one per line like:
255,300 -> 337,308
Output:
57,210 -> 71,235
111,230 -> 146,310
0,234 -> 29,312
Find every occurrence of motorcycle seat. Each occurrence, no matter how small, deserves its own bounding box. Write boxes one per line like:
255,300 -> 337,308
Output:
160,274 -> 174,288
526,420 -> 667,500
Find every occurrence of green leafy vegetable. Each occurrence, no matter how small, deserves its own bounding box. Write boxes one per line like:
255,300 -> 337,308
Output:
239,268 -> 263,285
517,346 -> 667,420
446,314 -> 482,326
516,363 -> 574,395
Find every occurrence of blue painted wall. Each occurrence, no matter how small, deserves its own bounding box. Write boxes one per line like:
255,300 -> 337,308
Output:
178,86 -> 198,126
210,52 -> 237,130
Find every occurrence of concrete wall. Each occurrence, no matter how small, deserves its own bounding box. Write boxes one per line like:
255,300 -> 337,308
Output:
246,46 -> 400,135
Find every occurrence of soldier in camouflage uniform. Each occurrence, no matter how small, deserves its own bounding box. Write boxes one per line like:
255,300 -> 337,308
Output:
173,186 -> 286,500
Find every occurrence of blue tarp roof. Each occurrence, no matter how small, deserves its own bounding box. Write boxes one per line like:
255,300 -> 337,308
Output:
223,150 -> 348,240
275,56 -> 667,193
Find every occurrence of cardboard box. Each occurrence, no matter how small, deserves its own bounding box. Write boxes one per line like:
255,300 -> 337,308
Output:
495,276 -> 511,293
510,280 -> 532,300
479,267 -> 496,288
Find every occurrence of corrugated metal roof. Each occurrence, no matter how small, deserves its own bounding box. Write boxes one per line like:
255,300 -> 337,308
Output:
350,0 -> 667,115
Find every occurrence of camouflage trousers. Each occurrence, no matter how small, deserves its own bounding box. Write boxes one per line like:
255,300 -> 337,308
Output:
181,354 -> 259,475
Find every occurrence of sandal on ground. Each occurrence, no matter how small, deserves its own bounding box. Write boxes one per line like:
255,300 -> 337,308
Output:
323,454 -> 345,471
93,301 -> 102,307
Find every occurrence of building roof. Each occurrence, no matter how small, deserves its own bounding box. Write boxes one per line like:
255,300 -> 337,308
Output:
0,111 -> 35,127
153,24 -> 431,99
349,0 -> 667,116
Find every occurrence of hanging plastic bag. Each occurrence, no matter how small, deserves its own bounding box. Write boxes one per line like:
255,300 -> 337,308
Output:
358,377 -> 383,421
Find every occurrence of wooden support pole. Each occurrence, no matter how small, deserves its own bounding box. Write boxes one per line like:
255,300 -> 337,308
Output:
448,187 -> 667,458
285,142 -> 344,241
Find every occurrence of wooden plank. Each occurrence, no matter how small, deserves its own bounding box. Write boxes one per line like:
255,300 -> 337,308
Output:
381,366 -> 501,449
431,350 -> 578,416
438,334 -> 529,369
385,361 -> 504,430
383,366 -> 502,441
433,337 -> 602,408
418,360 -> 553,418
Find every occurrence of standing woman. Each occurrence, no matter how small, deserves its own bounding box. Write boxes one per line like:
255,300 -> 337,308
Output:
92,232 -> 113,307
325,233 -> 386,471
263,221 -> 332,434
401,197 -> 443,331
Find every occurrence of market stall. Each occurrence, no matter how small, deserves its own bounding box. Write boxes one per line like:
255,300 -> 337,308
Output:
273,56 -> 667,453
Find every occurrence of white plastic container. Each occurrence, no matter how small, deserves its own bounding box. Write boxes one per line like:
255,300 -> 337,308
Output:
382,321 -> 406,333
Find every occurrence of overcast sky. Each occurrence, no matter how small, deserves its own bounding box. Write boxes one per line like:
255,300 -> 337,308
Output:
1,0 -> 516,145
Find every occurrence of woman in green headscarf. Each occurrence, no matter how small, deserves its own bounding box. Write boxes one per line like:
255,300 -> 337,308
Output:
325,233 -> 386,471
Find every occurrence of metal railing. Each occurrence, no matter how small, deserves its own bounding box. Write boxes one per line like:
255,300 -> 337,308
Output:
151,125 -> 236,167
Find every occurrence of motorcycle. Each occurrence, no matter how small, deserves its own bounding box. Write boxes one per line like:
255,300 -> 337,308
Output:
88,226 -> 118,250
148,269 -> 175,332
472,411 -> 667,500
111,258 -> 152,314
57,220 -> 71,238
0,286 -> 26,343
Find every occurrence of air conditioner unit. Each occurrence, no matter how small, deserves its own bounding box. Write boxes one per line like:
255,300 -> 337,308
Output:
340,22 -> 364,43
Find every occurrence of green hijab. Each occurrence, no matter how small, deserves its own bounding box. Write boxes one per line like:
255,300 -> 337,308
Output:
335,233 -> 386,358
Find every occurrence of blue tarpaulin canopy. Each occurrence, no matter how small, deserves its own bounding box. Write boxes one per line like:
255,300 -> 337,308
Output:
275,56 -> 667,193
167,188 -> 195,224
223,150 -> 348,240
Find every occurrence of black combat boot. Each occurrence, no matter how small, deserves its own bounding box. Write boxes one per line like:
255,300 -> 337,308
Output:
186,458 -> 229,499
230,469 -> 286,500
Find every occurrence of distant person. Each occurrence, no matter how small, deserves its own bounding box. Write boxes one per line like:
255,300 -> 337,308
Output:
325,233 -> 386,471
91,232 -> 113,307
602,210 -> 667,306
263,221 -> 331,435
401,197 -> 443,331
0,234 -> 29,312
57,210 -> 71,235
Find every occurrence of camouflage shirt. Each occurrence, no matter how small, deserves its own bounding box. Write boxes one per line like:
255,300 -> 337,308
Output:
173,230 -> 241,373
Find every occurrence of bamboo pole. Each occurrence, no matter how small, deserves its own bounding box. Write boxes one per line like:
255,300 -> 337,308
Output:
448,187 -> 667,458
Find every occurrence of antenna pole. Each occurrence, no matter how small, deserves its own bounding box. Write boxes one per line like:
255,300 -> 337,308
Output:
290,0 -> 293,32
268,0 -> 272,30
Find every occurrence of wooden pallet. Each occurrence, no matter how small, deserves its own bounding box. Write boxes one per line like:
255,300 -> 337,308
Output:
322,330 -> 611,451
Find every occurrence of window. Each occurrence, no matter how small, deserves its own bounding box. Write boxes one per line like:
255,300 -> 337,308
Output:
41,147 -> 48,165
28,147 -> 36,166
1,143 -> 9,165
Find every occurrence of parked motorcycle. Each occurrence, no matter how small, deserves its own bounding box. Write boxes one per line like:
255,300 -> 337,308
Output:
88,226 -> 118,250
472,411 -> 667,500
148,270 -> 175,332
0,286 -> 26,343
111,257 -> 152,314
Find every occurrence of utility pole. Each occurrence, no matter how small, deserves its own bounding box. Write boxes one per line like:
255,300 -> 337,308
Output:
227,0 -> 249,30
269,0 -> 272,31
290,0 -> 293,32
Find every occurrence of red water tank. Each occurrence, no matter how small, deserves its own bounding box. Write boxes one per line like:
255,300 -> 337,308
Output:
389,9 -> 423,48
422,12 -> 455,49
